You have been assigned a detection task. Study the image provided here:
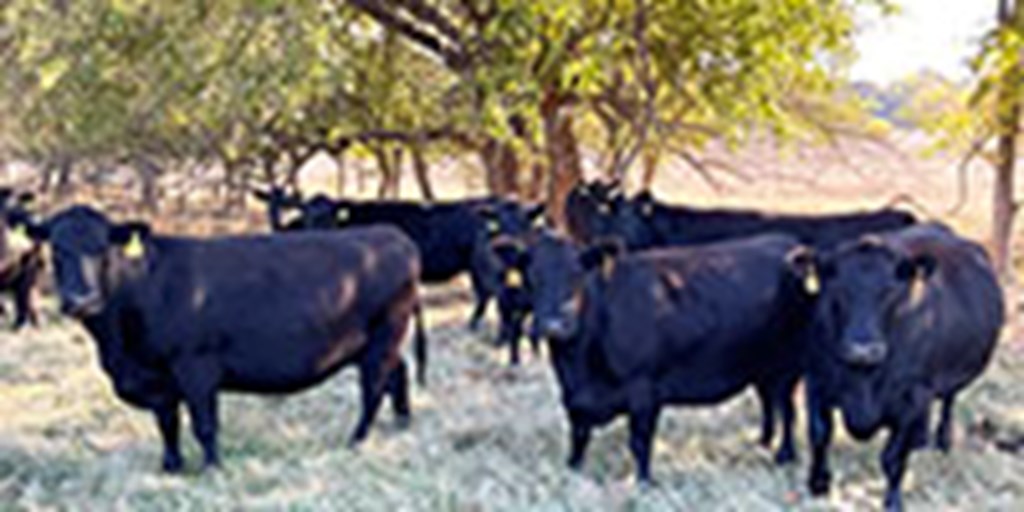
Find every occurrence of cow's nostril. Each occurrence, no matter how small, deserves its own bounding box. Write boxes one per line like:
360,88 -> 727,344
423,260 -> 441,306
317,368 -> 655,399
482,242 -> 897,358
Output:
843,341 -> 888,367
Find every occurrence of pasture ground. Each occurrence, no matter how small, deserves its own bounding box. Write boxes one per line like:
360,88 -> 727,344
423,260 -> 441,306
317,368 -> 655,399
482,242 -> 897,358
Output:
0,290 -> 1022,511
2,137 -> 1024,511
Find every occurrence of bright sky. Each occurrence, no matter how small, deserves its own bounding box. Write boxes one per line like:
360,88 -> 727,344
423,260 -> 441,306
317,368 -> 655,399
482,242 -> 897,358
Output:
852,0 -> 996,84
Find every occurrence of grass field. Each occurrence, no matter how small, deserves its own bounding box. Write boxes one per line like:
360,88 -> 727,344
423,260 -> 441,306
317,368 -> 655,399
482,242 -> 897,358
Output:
1,288 -> 1022,511
2,138 -> 1024,511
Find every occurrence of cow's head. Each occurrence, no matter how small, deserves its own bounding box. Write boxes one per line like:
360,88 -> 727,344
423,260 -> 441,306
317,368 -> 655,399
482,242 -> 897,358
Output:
0,190 -> 40,264
811,235 -> 936,368
565,179 -> 622,243
595,190 -> 658,250
295,194 -> 346,230
30,206 -> 154,318
252,186 -> 303,231
528,232 -> 623,341
476,200 -> 546,248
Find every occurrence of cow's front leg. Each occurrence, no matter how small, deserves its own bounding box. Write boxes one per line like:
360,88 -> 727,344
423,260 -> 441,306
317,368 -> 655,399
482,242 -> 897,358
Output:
173,357 -> 222,469
567,415 -> 592,471
881,414 -> 927,512
153,401 -> 183,473
934,394 -> 956,453
806,381 -> 834,496
627,380 -> 661,485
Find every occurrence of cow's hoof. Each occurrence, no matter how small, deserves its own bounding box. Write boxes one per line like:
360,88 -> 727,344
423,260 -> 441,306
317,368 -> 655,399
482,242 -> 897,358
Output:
884,492 -> 903,512
162,455 -> 184,474
808,474 -> 831,497
774,447 -> 797,465
635,478 -> 659,492
395,415 -> 412,430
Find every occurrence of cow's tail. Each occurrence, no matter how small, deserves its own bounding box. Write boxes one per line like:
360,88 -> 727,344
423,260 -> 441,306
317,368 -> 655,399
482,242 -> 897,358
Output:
413,301 -> 428,387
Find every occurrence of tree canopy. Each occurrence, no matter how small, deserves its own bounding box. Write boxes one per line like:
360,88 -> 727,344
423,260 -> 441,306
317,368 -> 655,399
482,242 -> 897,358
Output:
0,0 -> 891,215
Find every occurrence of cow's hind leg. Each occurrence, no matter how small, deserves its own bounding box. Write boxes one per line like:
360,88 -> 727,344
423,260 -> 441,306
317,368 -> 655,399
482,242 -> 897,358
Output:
12,276 -> 36,330
467,295 -> 490,332
754,383 -> 776,449
774,376 -> 799,465
387,358 -> 411,429
172,357 -> 222,469
350,306 -> 407,446
153,401 -> 183,473
934,394 -> 956,453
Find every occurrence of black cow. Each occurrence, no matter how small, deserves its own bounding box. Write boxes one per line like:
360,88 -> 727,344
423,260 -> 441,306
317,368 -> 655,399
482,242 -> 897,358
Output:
524,231 -> 816,482
257,187 -> 544,330
29,206 -> 428,472
564,179 -> 622,244
0,189 -> 43,329
803,224 -> 1003,512
597,190 -> 916,251
490,239 -> 539,365
252,186 -> 304,231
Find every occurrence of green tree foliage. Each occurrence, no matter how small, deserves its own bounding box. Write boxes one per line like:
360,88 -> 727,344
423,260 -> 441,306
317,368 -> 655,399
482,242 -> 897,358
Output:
1,0 -> 890,213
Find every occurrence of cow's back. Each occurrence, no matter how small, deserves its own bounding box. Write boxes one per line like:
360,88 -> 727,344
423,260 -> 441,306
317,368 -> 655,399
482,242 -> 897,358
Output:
126,226 -> 420,391
594,234 -> 808,385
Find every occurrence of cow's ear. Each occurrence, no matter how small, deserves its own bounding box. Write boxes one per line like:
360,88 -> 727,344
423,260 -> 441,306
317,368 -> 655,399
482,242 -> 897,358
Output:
786,246 -> 823,295
15,192 -> 35,205
634,190 -> 656,217
474,204 -> 497,219
251,188 -> 272,202
896,254 -> 937,282
527,204 -> 546,228
26,221 -> 50,242
580,239 -> 625,278
110,222 -> 152,259
527,204 -> 545,222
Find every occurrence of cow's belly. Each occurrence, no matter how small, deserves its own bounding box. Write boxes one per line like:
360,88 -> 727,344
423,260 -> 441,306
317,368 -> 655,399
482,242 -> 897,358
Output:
655,370 -> 751,405
217,324 -> 368,394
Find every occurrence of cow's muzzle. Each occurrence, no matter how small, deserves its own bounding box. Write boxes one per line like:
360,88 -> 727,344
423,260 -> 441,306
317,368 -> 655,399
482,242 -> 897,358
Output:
841,341 -> 888,367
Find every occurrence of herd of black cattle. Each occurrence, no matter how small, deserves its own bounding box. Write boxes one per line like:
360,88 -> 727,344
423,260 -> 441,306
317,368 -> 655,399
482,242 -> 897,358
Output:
0,181 -> 1006,511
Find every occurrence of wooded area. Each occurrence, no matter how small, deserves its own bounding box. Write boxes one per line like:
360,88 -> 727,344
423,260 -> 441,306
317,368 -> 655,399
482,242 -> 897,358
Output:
1,0 -> 1022,273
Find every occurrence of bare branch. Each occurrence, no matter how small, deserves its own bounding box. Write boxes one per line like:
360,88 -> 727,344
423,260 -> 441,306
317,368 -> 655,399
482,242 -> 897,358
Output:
948,130 -> 992,214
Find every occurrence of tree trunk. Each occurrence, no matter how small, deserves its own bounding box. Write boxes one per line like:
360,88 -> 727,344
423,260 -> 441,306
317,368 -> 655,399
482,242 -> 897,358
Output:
134,156 -> 162,213
335,149 -> 347,197
374,145 -> 403,199
480,137 -> 520,197
640,148 -> 660,190
55,156 -> 74,198
526,162 -> 545,201
992,0 -> 1022,278
410,144 -> 436,201
541,87 -> 583,229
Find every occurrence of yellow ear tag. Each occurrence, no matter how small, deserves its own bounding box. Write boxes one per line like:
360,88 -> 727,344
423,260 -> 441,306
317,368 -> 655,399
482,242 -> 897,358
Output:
804,268 -> 820,295
336,208 -> 350,223
123,233 -> 145,260
504,269 -> 523,288
908,275 -> 927,307
601,257 -> 616,280
8,224 -> 33,252
487,220 -> 501,234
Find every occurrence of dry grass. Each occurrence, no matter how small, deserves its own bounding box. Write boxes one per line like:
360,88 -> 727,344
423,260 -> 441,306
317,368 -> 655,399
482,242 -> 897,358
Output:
2,137 -> 1024,511
1,290 -> 1022,512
